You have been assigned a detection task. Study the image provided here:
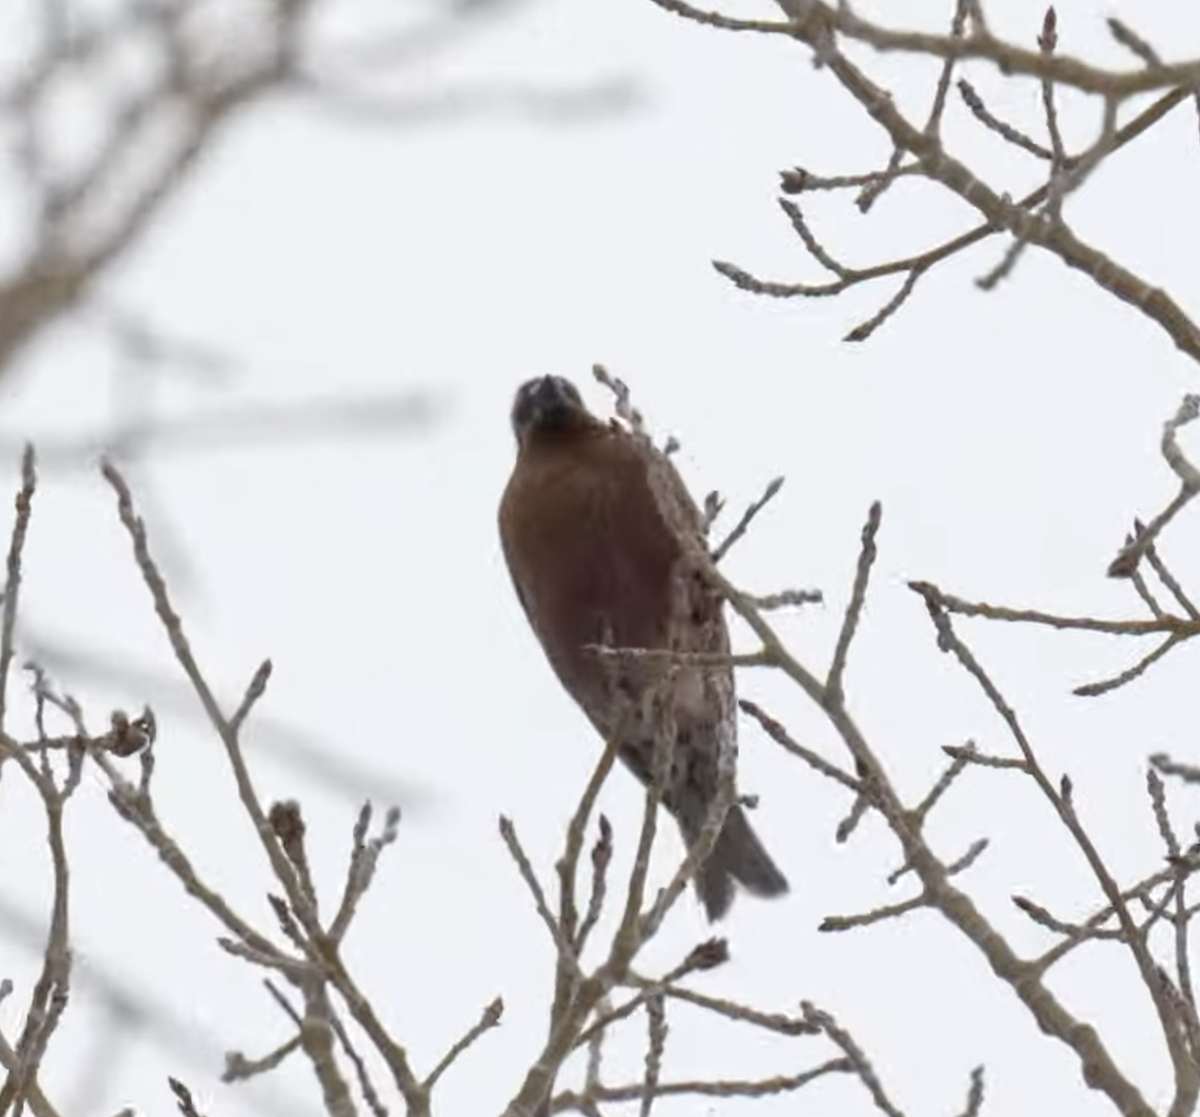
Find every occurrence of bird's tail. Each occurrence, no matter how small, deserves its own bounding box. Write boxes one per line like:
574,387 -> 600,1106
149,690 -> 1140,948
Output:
683,803 -> 789,922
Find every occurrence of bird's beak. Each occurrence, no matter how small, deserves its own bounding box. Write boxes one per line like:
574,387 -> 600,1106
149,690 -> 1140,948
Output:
525,378 -> 583,429
530,376 -> 575,411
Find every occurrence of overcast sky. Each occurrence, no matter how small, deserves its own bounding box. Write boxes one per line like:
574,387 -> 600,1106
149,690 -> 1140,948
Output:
2,1 -> 1200,1115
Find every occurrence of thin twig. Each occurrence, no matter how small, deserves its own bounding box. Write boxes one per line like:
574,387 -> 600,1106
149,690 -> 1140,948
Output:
826,503 -> 882,705
424,998 -> 504,1091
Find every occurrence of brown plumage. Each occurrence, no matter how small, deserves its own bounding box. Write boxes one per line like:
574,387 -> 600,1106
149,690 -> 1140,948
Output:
498,375 -> 788,920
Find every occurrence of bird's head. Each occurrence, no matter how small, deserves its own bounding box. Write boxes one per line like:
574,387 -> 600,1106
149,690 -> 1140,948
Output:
510,376 -> 600,446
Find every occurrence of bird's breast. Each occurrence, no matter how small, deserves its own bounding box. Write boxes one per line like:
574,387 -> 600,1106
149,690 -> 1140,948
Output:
500,446 -> 680,671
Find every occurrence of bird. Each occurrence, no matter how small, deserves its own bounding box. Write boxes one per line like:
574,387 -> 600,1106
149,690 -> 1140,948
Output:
498,374 -> 788,920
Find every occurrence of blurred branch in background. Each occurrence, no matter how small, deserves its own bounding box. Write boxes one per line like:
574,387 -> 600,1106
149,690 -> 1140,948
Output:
0,0 -> 634,384
0,389 -> 441,471
0,0 -> 631,629
23,628 -> 436,811
0,893 -> 308,1117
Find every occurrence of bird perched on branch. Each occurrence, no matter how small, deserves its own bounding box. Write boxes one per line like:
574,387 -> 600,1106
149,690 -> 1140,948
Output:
498,375 -> 788,921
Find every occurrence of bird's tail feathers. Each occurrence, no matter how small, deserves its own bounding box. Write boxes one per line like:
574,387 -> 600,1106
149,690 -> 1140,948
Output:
682,802 -> 789,922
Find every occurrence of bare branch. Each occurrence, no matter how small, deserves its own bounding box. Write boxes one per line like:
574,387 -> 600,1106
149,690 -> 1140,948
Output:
712,476 -> 785,562
424,998 -> 504,1092
826,502 -> 882,704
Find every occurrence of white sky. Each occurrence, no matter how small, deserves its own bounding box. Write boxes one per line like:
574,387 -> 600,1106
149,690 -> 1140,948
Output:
2,1 -> 1200,1115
